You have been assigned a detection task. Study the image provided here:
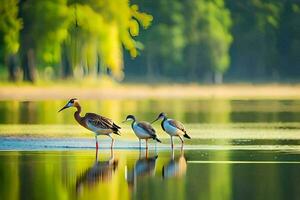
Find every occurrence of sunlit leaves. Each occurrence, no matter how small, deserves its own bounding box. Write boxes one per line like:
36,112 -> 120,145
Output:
0,0 -> 22,54
69,1 -> 152,79
130,5 -> 153,29
0,0 -> 152,81
21,0 -> 71,64
187,0 -> 232,74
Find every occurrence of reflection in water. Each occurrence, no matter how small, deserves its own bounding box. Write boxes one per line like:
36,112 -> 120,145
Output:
2,99 -> 300,124
126,150 -> 158,192
162,149 -> 187,179
76,149 -> 118,194
2,150 -> 300,199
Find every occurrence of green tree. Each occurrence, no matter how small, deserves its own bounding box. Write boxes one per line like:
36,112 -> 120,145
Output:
0,0 -> 22,81
124,0 -> 185,80
0,0 -> 151,82
277,1 -> 300,78
184,0 -> 232,83
19,0 -> 70,82
70,1 -> 152,80
226,0 -> 284,80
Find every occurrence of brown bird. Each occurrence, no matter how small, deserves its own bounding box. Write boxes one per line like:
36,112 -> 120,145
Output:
59,98 -> 121,149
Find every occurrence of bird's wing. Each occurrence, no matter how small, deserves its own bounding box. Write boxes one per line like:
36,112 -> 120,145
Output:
168,119 -> 186,133
137,121 -> 156,137
85,113 -> 115,129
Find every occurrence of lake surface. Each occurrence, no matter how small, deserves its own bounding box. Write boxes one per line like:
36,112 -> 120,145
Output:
1,99 -> 300,200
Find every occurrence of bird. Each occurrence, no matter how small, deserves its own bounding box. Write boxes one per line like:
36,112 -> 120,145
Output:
123,115 -> 161,149
58,98 -> 121,149
152,112 -> 191,149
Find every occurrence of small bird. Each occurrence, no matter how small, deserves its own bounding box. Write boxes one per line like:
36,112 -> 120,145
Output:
152,112 -> 191,149
59,98 -> 121,149
123,115 -> 161,149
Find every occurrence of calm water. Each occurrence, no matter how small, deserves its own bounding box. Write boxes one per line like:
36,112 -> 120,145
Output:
1,99 -> 300,200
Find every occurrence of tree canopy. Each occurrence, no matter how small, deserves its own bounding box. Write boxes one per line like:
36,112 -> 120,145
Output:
0,0 -> 300,83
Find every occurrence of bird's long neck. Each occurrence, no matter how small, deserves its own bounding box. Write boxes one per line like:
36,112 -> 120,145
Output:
74,103 -> 84,125
161,116 -> 167,131
131,119 -> 136,129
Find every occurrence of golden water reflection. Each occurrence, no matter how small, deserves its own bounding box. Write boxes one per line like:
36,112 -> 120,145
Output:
1,99 -> 300,124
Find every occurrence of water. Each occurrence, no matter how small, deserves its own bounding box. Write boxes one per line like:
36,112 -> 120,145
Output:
1,149 -> 300,200
1,99 -> 300,200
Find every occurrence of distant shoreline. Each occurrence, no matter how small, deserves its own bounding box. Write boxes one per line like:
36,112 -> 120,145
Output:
0,84 -> 300,100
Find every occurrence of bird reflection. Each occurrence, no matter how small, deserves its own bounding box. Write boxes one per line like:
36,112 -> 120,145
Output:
76,149 -> 118,193
126,150 -> 158,191
162,149 -> 187,179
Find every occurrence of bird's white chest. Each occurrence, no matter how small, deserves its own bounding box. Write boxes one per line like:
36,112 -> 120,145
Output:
132,123 -> 151,139
163,120 -> 180,136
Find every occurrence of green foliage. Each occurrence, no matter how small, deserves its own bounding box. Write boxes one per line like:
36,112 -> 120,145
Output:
20,0 -> 71,64
126,0 -> 232,82
186,0 -> 232,74
0,0 -> 22,55
69,1 -> 152,79
0,0 -> 300,83
0,0 -> 152,82
125,0 -> 300,82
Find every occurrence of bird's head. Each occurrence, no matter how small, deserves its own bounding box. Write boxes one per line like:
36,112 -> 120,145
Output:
58,98 -> 78,112
151,112 -> 166,124
123,115 -> 136,123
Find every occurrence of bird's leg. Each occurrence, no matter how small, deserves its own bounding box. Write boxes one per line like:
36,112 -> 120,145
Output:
108,135 -> 114,149
171,147 -> 175,160
95,145 -> 99,161
139,147 -> 142,158
146,139 -> 148,150
171,136 -> 174,149
95,135 -> 99,150
179,136 -> 184,150
109,147 -> 114,162
139,139 -> 141,150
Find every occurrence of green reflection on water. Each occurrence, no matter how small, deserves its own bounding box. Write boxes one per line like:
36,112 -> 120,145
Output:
1,150 -> 300,200
1,99 -> 300,124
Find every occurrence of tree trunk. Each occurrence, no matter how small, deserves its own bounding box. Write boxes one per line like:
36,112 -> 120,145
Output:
146,50 -> 154,81
214,71 -> 223,84
7,54 -> 19,81
22,48 -> 36,82
61,42 -> 72,78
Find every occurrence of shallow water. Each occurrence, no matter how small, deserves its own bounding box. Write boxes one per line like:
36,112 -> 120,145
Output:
1,99 -> 300,200
1,149 -> 300,200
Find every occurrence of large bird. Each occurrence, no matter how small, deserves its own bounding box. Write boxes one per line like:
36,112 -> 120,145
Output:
59,98 -> 121,149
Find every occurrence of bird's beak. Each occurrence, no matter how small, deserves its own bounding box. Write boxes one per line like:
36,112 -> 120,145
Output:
151,117 -> 160,124
58,105 -> 69,112
122,120 -> 127,123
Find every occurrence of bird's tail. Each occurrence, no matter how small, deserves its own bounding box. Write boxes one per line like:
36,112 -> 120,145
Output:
154,137 -> 161,143
113,128 -> 121,136
184,133 -> 191,139
114,131 -> 121,136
